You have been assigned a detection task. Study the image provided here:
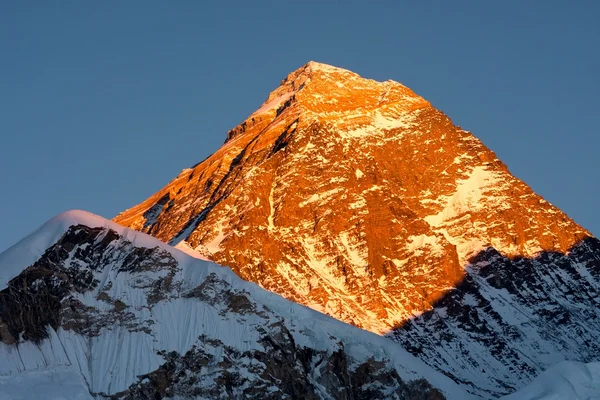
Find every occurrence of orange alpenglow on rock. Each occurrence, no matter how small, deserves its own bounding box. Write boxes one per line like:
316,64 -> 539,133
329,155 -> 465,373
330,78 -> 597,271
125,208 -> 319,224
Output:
114,61 -> 590,334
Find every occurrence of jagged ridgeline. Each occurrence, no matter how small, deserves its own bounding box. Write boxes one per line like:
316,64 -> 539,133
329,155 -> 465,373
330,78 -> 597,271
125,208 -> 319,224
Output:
115,62 -> 600,396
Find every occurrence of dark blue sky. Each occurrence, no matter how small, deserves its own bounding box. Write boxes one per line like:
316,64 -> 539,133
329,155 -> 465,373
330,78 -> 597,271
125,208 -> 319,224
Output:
1,1 -> 599,252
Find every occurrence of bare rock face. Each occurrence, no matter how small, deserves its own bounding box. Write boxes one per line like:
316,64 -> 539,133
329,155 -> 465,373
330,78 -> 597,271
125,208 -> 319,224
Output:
123,337 -> 444,400
114,61 -> 590,334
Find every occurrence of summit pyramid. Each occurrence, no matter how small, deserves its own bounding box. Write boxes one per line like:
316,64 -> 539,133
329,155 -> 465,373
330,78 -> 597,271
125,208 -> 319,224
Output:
115,62 -> 600,396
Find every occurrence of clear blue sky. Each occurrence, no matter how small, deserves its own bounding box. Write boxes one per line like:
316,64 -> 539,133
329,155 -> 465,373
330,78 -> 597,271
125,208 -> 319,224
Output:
1,1 -> 598,252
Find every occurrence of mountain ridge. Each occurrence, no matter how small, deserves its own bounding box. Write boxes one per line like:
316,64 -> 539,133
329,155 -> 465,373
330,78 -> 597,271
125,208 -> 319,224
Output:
0,210 -> 470,399
0,61 -> 598,398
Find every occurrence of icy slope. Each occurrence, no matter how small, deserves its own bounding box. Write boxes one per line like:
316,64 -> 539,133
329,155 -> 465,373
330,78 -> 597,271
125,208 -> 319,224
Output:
0,367 -> 93,400
0,210 -> 471,399
501,361 -> 600,400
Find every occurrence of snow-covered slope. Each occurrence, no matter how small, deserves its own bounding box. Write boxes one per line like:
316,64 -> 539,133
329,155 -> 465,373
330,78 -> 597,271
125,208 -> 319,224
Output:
390,241 -> 600,396
501,361 -> 600,400
0,210 -> 471,399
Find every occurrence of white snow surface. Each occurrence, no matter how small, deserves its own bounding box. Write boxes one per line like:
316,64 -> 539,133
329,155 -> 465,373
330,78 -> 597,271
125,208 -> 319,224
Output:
0,210 -> 156,291
425,166 -> 509,227
406,234 -> 445,257
501,361 -> 600,400
0,366 -> 93,400
251,91 -> 295,117
0,210 -> 474,399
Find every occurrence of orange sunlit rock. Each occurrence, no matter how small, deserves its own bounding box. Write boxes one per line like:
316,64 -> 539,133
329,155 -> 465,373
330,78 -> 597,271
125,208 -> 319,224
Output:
114,62 -> 590,334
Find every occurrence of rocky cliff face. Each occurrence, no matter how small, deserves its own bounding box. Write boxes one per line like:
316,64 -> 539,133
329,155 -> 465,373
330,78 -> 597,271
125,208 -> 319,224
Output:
113,62 -> 600,396
114,61 -> 590,330
0,211 -> 466,399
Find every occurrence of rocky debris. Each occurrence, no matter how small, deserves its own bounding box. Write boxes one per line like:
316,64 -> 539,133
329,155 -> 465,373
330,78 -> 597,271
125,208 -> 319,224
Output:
183,273 -> 257,316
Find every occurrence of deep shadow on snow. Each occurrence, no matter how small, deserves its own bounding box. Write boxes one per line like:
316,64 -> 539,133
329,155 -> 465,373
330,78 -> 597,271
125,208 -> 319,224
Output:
390,237 -> 600,397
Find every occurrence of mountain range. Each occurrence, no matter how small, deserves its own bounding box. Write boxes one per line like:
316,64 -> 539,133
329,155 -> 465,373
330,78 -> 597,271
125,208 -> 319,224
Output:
1,62 -> 599,399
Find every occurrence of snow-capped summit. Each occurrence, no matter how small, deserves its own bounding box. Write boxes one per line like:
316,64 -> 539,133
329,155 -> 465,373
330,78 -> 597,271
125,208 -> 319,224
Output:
235,60 -> 427,143
304,60 -> 349,73
114,62 -> 600,397
0,210 -> 168,291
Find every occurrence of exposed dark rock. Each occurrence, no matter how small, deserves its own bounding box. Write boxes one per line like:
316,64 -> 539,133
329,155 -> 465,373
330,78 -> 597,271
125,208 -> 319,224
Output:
121,333 -> 445,400
392,237 -> 600,397
0,225 -> 178,343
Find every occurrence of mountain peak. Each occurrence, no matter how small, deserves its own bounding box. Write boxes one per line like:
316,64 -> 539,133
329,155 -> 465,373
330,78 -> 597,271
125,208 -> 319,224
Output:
304,60 -> 353,74
114,60 -> 590,332
0,209 -> 470,398
113,61 -> 598,395
0,209 -> 190,291
227,62 -> 429,143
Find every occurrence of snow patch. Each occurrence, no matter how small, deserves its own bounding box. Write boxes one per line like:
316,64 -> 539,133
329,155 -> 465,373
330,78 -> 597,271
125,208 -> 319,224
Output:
339,231 -> 368,267
174,240 -> 211,261
335,110 -> 418,140
501,361 -> 600,400
306,61 -> 351,75
425,166 -> 510,226
406,234 -> 445,257
203,226 -> 228,254
251,91 -> 295,117
299,188 -> 342,208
